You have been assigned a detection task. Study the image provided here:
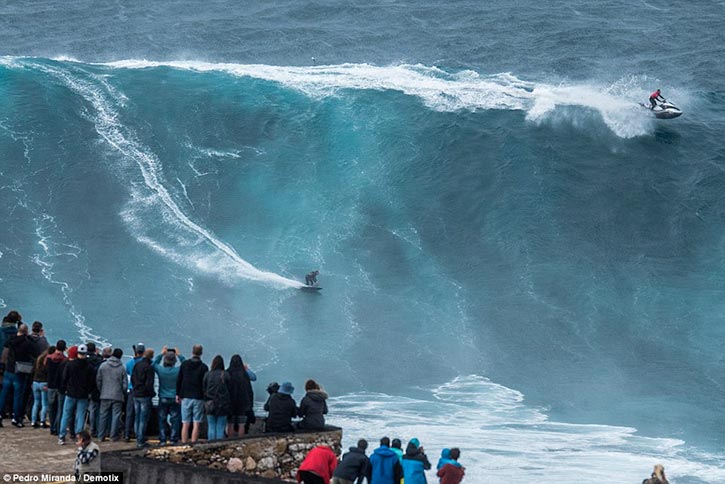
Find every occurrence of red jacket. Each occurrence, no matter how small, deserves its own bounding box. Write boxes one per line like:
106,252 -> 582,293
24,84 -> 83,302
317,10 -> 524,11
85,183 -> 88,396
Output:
297,446 -> 338,484
650,91 -> 661,99
437,463 -> 465,484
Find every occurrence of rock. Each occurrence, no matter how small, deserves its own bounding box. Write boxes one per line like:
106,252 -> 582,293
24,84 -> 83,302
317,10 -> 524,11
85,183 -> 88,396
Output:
261,470 -> 277,479
275,438 -> 288,454
257,456 -> 276,470
197,459 -> 210,466
227,457 -> 244,473
245,457 -> 257,471
220,448 -> 235,458
169,454 -> 184,464
209,462 -> 225,470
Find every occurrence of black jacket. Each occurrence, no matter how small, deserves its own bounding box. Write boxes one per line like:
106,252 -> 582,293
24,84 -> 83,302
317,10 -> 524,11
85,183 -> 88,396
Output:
87,353 -> 104,401
4,334 -> 40,374
61,358 -> 95,399
298,389 -> 328,430
333,447 -> 371,484
228,368 -> 253,416
264,392 -> 297,433
131,357 -> 156,398
176,357 -> 208,400
46,353 -> 67,390
203,369 -> 232,416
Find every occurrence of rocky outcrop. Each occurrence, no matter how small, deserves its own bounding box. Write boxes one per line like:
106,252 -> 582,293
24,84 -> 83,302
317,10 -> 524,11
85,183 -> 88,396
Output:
144,428 -> 342,481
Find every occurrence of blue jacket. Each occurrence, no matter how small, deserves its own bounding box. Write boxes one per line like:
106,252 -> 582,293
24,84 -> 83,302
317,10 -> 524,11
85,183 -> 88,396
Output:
369,446 -> 403,484
401,442 -> 431,484
436,449 -> 461,470
153,353 -> 186,399
125,356 -> 142,390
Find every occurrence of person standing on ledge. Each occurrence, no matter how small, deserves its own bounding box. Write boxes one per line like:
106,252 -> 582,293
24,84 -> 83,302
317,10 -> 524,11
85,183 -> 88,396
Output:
177,344 -> 208,443
401,438 -> 432,484
306,270 -> 320,286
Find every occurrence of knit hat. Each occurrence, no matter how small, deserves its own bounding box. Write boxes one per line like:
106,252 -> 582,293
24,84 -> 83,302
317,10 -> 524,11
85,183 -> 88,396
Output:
278,381 -> 294,395
68,346 -> 78,359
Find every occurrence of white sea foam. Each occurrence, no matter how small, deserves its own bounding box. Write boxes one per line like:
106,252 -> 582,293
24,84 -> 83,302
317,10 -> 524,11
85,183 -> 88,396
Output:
97,59 -> 661,138
329,375 -> 724,484
32,60 -> 303,289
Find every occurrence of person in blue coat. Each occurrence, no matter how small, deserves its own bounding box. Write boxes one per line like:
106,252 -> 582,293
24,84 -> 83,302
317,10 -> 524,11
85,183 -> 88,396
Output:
369,437 -> 403,484
401,438 -> 431,484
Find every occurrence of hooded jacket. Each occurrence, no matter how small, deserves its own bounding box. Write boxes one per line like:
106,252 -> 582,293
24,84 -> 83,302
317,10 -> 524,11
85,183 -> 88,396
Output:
297,445 -> 338,484
45,351 -> 67,390
298,389 -> 328,430
436,449 -> 461,470
401,441 -> 431,484
202,369 -> 232,416
96,356 -> 127,402
61,357 -> 95,400
369,446 -> 403,484
264,392 -> 297,433
176,356 -> 208,400
333,446 -> 370,484
87,353 -> 104,402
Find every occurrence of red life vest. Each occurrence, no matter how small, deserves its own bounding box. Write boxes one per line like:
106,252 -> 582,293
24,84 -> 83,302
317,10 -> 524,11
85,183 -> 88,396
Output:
650,91 -> 661,99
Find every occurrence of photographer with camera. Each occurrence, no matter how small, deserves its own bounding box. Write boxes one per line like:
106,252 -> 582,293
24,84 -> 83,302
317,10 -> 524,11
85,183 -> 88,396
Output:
264,381 -> 297,433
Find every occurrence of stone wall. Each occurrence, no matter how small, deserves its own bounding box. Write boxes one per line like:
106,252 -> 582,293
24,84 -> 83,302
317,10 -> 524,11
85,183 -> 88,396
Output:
102,426 -> 342,484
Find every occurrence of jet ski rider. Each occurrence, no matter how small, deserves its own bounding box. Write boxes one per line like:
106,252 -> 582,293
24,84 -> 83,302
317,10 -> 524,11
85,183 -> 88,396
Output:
649,89 -> 665,109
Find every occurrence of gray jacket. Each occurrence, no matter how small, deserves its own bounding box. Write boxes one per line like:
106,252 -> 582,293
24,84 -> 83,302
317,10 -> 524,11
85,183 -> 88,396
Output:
96,356 -> 126,402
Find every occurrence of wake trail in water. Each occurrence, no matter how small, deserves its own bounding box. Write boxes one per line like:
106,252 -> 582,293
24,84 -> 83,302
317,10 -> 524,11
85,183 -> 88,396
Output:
100,59 -> 658,138
28,60 -> 302,289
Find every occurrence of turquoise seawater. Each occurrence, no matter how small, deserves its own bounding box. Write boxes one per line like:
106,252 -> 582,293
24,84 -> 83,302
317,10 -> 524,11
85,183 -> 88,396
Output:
1,2 -> 724,482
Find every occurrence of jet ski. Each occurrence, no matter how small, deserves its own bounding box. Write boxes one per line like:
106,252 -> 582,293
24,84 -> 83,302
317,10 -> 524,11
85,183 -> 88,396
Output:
642,100 -> 682,119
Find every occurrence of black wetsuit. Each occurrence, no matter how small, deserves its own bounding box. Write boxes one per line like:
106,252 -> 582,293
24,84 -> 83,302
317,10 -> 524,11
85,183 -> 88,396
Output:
305,272 -> 318,286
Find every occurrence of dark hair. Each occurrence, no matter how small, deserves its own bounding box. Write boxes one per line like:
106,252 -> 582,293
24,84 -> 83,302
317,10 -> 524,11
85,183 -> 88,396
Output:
391,438 -> 402,449
32,321 -> 43,333
267,382 -> 280,395
228,354 -> 244,371
357,439 -> 368,451
112,348 -> 123,359
305,379 -> 320,391
163,352 -> 177,367
86,342 -> 96,354
211,355 -> 225,371
380,437 -> 390,447
449,448 -> 460,460
192,344 -> 203,357
78,430 -> 91,444
5,311 -> 22,323
47,345 -> 56,355
55,340 -> 67,352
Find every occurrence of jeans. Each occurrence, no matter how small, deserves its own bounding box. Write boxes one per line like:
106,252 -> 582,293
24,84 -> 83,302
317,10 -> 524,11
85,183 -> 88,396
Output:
59,396 -> 88,440
47,389 -> 65,434
88,399 -> 100,436
133,397 -> 152,446
98,399 -> 123,440
206,414 -> 227,440
124,391 -> 135,439
0,372 -> 28,422
157,397 -> 181,443
31,381 -> 49,424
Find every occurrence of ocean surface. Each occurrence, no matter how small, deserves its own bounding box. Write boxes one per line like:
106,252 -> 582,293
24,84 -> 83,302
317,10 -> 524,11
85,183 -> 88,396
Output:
1,1 -> 724,482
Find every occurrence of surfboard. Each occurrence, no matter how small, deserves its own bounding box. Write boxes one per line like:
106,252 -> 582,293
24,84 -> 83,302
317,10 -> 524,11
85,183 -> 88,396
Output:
300,286 -> 322,292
